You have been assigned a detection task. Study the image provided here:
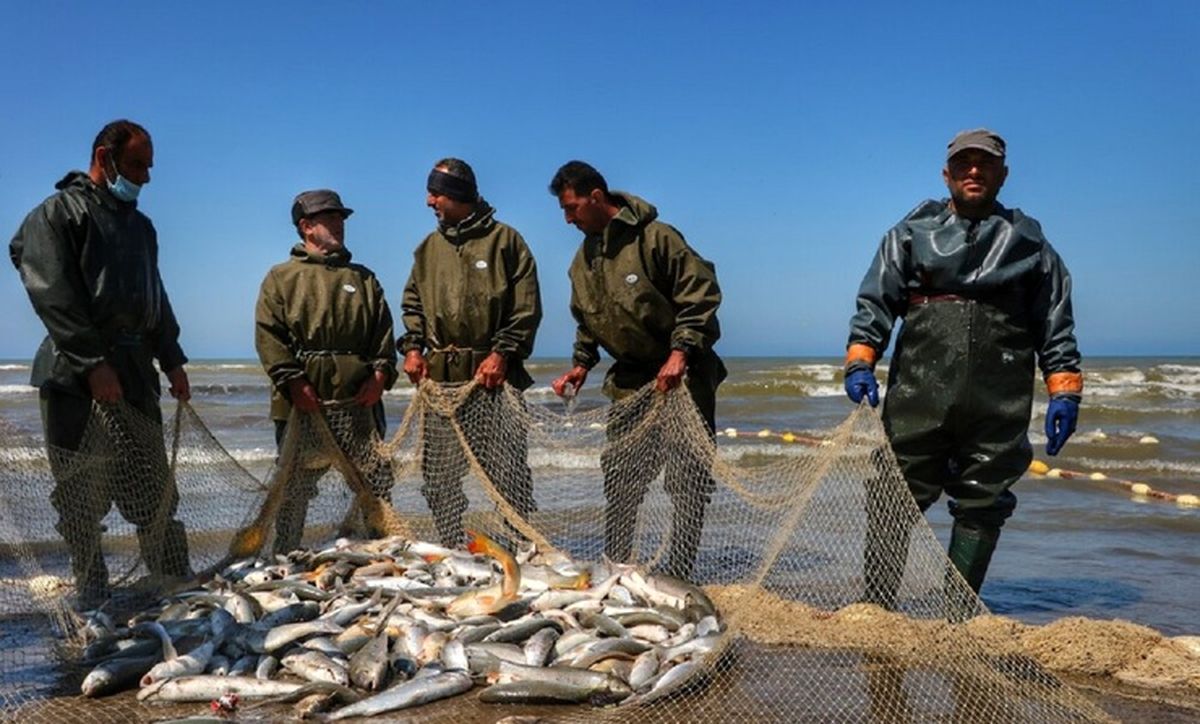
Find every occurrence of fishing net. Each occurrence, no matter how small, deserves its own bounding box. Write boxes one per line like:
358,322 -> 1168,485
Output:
0,381 -> 1126,722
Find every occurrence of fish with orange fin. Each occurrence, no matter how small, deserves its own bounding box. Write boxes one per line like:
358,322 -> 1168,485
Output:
445,530 -> 521,618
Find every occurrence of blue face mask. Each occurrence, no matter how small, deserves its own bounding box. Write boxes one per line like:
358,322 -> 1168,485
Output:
106,157 -> 142,202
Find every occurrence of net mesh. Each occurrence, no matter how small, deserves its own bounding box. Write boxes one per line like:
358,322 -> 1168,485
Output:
0,382 -> 1121,722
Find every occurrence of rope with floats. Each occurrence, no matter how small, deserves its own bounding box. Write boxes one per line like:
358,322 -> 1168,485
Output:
717,426 -> 1198,509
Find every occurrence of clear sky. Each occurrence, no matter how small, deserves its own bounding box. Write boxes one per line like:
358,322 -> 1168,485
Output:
2,1 -> 1197,360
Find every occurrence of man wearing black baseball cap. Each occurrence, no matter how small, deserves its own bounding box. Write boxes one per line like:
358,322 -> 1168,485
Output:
843,129 -> 1083,606
255,189 -> 398,553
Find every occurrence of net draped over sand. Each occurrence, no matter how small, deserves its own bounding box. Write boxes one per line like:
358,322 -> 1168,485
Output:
0,382 -> 1115,722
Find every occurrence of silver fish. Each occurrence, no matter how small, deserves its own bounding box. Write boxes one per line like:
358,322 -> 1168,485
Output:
326,670 -> 473,720
523,627 -> 559,667
81,654 -> 159,697
254,655 -> 279,680
137,675 -> 305,702
141,639 -> 217,687
348,633 -> 391,691
628,648 -> 660,692
281,649 -> 349,686
441,638 -> 469,671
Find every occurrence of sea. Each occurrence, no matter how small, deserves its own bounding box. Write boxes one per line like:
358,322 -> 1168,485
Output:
1,356 -> 1197,636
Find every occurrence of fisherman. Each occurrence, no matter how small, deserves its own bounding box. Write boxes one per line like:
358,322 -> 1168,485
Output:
844,129 -> 1083,601
255,189 -> 398,554
549,160 -> 725,580
9,119 -> 193,606
400,158 -> 542,548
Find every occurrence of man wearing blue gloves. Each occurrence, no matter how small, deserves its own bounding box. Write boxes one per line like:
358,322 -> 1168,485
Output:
845,129 -> 1082,601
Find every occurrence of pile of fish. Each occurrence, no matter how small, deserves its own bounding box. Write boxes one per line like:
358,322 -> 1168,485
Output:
75,531 -> 725,718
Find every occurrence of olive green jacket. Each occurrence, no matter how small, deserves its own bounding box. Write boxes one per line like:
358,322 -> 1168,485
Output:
10,171 -> 187,398
256,244 -> 398,420
568,193 -> 724,397
400,202 -> 541,390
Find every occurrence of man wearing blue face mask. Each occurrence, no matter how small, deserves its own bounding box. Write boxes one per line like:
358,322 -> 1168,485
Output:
10,119 -> 193,608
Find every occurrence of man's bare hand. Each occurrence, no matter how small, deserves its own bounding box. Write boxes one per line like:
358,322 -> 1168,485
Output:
403,350 -> 428,385
354,369 -> 387,407
475,352 -> 508,390
166,366 -> 191,402
655,349 -> 688,392
552,366 -> 589,397
87,361 -> 123,403
287,377 -> 322,413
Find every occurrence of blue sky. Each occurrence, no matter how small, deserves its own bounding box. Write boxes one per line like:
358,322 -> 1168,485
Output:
2,1 -> 1197,360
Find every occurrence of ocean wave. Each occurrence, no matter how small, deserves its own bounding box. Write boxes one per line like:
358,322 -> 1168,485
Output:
192,383 -> 272,396
0,385 -> 36,397
721,380 -> 856,398
749,364 -> 842,382
0,364 -> 30,371
188,363 -> 264,372
1069,456 -> 1200,478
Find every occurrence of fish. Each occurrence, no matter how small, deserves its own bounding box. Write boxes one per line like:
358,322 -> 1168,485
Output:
483,617 -> 561,644
141,639 -> 217,687
281,649 -> 350,686
623,659 -> 704,707
326,670 -> 473,720
628,648 -> 660,691
491,661 -> 632,702
523,626 -> 560,667
479,680 -> 603,704
260,618 -> 344,653
81,654 -> 160,697
348,632 -> 391,691
446,530 -> 520,618
137,675 -> 306,703
255,655 -> 279,680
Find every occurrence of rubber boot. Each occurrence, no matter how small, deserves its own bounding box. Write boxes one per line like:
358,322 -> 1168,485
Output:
424,482 -> 467,549
665,493 -> 709,580
59,522 -> 109,608
947,521 -> 1001,594
137,520 -> 191,578
603,491 -> 639,564
273,495 -> 310,556
157,519 -> 192,577
861,470 -> 913,610
861,521 -> 911,610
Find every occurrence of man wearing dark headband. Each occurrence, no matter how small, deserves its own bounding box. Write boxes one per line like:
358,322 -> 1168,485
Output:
549,160 -> 725,581
400,158 -> 543,548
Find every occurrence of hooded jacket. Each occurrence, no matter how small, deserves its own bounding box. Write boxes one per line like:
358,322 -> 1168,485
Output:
10,171 -> 186,396
568,193 -> 723,395
256,245 -> 398,420
400,201 -> 542,390
847,199 -> 1082,395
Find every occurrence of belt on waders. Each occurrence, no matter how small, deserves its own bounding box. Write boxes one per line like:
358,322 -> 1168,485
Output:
908,292 -> 968,305
295,348 -> 360,359
427,344 -> 490,363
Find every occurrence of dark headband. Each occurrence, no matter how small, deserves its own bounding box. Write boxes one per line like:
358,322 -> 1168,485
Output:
427,169 -> 477,203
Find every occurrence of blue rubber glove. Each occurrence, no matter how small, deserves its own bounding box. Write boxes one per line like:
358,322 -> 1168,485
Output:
1044,396 -> 1079,456
844,368 -> 879,408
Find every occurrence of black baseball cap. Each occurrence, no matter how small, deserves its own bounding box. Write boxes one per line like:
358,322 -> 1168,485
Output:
946,129 -> 1006,161
291,189 -> 354,226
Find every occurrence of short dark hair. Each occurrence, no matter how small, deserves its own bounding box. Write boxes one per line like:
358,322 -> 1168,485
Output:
549,160 -> 608,197
433,157 -> 476,187
92,119 -> 151,162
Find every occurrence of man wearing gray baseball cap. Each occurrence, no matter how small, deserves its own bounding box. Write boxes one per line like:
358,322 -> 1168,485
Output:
843,129 -> 1083,608
255,189 -> 398,553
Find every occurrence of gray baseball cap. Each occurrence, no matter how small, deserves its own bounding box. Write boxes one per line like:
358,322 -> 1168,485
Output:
946,129 -> 1006,161
291,189 -> 354,225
